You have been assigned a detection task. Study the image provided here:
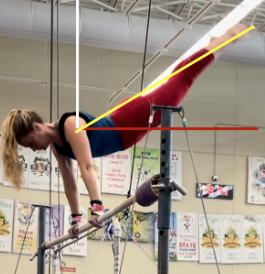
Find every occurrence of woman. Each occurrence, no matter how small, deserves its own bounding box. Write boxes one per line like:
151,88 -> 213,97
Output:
1,24 -> 250,239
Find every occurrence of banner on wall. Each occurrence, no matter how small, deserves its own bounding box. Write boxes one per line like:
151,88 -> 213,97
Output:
45,205 -> 64,242
0,135 -> 3,184
63,205 -> 87,257
177,213 -> 198,261
115,210 -> 133,241
101,149 -> 131,195
171,151 -> 182,201
12,201 -> 39,255
198,214 -> 221,264
0,198 -> 14,253
131,147 -> 160,193
132,211 -> 154,242
28,149 -> 51,191
220,214 -> 243,264
3,145 -> 30,189
51,153 -> 65,193
154,212 -> 177,261
242,215 -> 263,263
77,158 -> 101,195
247,157 -> 265,205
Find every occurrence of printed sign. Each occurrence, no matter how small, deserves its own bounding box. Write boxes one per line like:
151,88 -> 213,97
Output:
177,213 -> 198,261
0,198 -> 14,253
12,201 -> 39,254
28,149 -> 51,191
101,149 -> 131,195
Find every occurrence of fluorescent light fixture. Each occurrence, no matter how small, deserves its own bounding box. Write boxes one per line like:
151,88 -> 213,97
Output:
142,0 -> 264,96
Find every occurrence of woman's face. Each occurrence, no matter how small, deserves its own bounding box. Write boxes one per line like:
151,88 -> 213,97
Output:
17,123 -> 50,151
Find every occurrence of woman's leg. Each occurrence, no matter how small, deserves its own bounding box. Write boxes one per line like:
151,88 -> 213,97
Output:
111,47 -> 214,150
110,24 -> 251,150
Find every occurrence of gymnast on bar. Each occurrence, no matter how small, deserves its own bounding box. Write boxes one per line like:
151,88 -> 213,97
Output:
1,24 -> 251,239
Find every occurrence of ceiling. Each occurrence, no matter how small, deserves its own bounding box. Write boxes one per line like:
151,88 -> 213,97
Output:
31,0 -> 265,32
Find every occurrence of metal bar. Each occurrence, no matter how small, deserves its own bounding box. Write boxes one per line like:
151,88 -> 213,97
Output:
42,196 -> 135,250
108,0 -> 218,107
132,1 -> 185,12
37,207 -> 47,274
90,0 -> 117,11
125,0 -> 141,14
193,2 -> 225,19
112,217 -> 121,274
201,12 -> 227,20
186,0 -> 218,25
155,6 -> 183,20
158,109 -> 173,274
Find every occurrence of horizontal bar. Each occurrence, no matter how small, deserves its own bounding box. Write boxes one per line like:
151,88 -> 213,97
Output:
83,127 -> 259,131
42,196 -> 135,250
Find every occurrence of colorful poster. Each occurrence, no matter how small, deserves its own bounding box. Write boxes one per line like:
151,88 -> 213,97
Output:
247,157 -> 265,204
115,210 -> 133,241
154,212 -> 177,261
0,198 -> 14,252
3,145 -> 30,188
101,149 -> 131,195
177,213 -> 198,261
63,205 -> 87,257
131,147 -> 160,193
220,214 -> 243,264
132,211 -> 154,242
28,149 -> 51,191
0,135 -> 3,184
242,215 -> 263,263
199,214 -> 221,263
77,158 -> 101,195
12,201 -> 39,255
170,151 -> 182,201
45,205 -> 64,242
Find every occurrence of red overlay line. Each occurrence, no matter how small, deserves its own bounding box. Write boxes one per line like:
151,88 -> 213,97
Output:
83,127 -> 258,131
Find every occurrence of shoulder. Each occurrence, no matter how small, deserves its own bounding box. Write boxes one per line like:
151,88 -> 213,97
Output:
64,116 -> 87,131
63,116 -> 88,142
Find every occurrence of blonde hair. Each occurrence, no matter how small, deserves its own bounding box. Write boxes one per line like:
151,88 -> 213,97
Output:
1,109 -> 44,189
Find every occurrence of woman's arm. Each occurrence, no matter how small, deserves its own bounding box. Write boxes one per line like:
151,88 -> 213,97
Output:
63,116 -> 102,202
51,143 -> 81,214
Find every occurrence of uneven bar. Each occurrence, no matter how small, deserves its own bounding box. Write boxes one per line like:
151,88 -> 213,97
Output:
42,196 -> 135,250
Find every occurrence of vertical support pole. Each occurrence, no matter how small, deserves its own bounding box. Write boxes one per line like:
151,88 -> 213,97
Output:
112,217 -> 121,274
37,207 -> 47,274
158,109 -> 172,274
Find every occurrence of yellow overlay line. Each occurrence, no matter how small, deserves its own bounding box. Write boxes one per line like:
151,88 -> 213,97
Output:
75,25 -> 255,133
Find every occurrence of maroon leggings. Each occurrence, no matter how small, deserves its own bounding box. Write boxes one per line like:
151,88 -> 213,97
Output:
110,48 -> 215,150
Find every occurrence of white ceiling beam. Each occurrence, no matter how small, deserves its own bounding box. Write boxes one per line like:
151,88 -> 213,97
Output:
201,12 -> 227,21
90,0 -> 117,11
132,0 -> 186,13
121,0 -> 127,12
186,3 -> 194,20
155,6 -> 183,20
